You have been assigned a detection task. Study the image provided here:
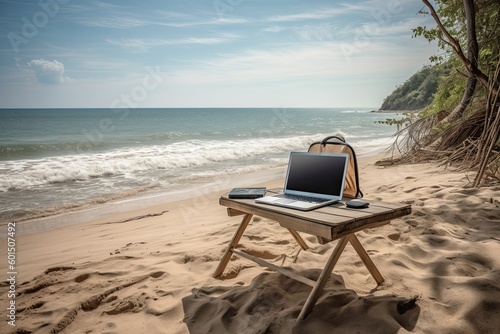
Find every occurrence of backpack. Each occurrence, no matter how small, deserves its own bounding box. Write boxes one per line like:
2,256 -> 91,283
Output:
308,135 -> 363,199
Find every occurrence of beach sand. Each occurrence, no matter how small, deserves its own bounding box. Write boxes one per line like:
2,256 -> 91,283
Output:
1,155 -> 499,334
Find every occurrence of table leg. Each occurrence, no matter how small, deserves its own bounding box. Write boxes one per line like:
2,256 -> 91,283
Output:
213,213 -> 253,278
348,234 -> 384,284
287,228 -> 309,250
297,235 -> 350,321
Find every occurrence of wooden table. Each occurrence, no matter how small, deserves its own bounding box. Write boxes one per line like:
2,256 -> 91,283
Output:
213,188 -> 411,321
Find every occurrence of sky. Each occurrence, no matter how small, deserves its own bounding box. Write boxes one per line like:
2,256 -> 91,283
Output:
0,0 -> 440,108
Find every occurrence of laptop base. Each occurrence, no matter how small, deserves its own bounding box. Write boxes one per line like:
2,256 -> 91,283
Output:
255,195 -> 338,211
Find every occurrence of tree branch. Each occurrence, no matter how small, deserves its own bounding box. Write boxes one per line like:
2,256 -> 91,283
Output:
422,0 -> 498,95
422,0 -> 468,64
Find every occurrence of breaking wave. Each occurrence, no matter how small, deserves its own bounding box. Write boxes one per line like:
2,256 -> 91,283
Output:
0,134 -> 326,192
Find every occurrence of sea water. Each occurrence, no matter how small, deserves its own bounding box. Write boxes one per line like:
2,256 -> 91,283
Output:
0,108 -> 399,224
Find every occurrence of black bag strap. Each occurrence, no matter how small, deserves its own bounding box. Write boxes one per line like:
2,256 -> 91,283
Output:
307,135 -> 344,151
349,148 -> 363,198
321,135 -> 345,145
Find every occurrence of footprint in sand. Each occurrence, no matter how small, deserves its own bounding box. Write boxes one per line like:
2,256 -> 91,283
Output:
388,233 -> 400,241
45,266 -> 76,274
403,186 -> 425,193
245,234 -> 267,241
150,271 -> 165,279
74,273 -> 91,283
104,300 -> 144,315
17,301 -> 45,313
241,247 -> 279,260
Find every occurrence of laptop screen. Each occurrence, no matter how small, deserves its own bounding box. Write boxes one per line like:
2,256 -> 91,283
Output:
284,152 -> 349,199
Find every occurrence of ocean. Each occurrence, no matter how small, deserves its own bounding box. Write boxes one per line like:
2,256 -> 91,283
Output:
0,108 -> 399,225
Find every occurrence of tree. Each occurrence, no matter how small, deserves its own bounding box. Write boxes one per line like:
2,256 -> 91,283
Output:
387,0 -> 500,186
380,64 -> 450,111
417,0 -> 498,124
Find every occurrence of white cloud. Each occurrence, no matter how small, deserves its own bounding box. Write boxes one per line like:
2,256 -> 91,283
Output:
266,7 -> 347,22
167,44 -> 346,85
106,34 -> 238,51
263,26 -> 286,33
78,17 -> 145,28
27,59 -> 70,84
294,23 -> 338,41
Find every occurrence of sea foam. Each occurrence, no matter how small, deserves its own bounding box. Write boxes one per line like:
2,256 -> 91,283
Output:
0,134 -> 324,192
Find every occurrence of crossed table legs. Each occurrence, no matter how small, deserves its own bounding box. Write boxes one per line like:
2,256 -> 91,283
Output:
213,213 -> 384,321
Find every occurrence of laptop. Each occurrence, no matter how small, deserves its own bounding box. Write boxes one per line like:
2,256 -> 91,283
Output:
255,152 -> 349,211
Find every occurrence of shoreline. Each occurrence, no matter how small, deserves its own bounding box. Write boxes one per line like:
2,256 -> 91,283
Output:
6,165 -> 288,236
7,149 -> 389,236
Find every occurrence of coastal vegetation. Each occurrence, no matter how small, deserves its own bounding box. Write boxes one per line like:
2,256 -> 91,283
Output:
380,63 -> 451,111
382,0 -> 500,187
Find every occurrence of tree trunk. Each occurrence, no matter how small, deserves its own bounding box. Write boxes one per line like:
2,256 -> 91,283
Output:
440,76 -> 477,124
439,0 -> 479,125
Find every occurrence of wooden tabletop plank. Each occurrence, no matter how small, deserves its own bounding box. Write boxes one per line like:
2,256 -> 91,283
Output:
220,194 -> 411,241
318,205 -> 377,219
368,201 -> 410,210
220,197 -> 354,225
329,208 -> 410,240
322,205 -> 395,219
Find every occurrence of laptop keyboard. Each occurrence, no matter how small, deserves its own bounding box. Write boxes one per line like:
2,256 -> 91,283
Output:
277,193 -> 330,203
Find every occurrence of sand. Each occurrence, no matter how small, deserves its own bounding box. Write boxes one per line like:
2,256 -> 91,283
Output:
1,155 -> 499,334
